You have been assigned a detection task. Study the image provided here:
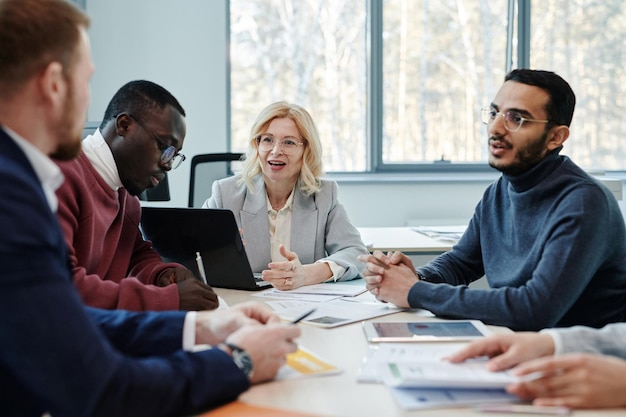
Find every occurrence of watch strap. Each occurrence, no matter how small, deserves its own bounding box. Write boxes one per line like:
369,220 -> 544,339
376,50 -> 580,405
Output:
223,342 -> 254,379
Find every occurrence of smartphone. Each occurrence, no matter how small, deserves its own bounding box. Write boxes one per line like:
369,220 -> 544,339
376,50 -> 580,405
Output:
362,320 -> 491,342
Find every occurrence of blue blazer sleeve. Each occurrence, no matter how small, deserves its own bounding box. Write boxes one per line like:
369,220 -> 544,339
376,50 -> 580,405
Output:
85,307 -> 187,356
0,130 -> 248,417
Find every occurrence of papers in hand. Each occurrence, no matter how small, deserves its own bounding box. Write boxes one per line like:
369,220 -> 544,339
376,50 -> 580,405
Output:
380,359 -> 516,389
359,342 -> 515,388
358,343 -> 518,409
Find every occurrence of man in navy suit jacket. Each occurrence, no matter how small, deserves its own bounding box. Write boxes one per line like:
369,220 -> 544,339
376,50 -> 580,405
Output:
0,1 -> 300,416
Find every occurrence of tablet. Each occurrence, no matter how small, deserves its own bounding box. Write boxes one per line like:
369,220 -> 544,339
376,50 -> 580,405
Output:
362,320 -> 491,342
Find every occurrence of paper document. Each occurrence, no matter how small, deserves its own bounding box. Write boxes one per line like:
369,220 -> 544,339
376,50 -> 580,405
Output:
358,342 -> 467,383
358,343 -> 517,409
380,359 -> 516,389
361,341 -> 516,388
253,290 -> 341,303
277,347 -> 342,380
272,282 -> 367,296
267,298 -> 403,328
389,387 -> 516,410
411,225 -> 467,244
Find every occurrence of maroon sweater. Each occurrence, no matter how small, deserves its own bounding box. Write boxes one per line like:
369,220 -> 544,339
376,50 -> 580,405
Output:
55,152 -> 180,311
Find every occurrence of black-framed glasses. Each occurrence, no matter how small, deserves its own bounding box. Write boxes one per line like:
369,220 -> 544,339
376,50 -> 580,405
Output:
127,114 -> 186,169
256,134 -> 305,155
481,107 -> 549,132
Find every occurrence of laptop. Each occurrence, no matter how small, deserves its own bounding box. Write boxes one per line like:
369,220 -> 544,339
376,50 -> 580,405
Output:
140,207 -> 271,291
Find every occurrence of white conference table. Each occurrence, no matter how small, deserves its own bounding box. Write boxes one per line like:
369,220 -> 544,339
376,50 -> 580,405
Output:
357,227 -> 456,255
203,287 -> 626,417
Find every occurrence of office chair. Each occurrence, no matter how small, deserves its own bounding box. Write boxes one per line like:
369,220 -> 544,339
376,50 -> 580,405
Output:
188,152 -> 244,207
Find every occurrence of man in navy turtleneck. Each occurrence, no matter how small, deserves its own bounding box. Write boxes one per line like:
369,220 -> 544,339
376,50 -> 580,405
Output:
361,69 -> 626,331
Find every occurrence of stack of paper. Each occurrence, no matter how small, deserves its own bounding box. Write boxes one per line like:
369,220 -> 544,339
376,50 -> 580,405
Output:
358,342 -> 518,409
256,283 -> 408,328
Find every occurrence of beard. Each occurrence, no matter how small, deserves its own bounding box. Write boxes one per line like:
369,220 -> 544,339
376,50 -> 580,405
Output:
50,80 -> 84,161
488,130 -> 550,176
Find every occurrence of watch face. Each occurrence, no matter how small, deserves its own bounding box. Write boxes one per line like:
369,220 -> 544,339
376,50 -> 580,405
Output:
228,343 -> 254,378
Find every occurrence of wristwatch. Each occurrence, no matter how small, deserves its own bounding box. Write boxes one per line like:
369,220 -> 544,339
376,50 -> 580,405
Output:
224,342 -> 254,379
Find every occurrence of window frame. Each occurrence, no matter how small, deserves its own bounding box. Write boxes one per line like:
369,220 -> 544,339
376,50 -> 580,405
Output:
227,0 -> 532,174
368,0 -> 530,174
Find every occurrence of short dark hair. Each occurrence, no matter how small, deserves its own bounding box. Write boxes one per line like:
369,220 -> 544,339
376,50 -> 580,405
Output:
505,69 -> 576,127
0,0 -> 90,97
99,80 -> 186,130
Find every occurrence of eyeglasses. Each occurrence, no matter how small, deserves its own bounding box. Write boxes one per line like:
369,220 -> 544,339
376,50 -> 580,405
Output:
481,107 -> 549,132
128,114 -> 186,169
256,134 -> 305,155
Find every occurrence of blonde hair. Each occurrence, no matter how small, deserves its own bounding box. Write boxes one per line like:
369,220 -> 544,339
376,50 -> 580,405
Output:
240,101 -> 324,196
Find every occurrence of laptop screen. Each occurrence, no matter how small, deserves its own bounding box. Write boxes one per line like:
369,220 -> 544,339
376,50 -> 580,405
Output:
140,207 -> 269,290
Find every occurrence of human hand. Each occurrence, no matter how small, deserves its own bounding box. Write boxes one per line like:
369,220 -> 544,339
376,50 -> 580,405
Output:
156,267 -> 195,286
262,244 -> 306,290
176,278 -> 219,310
445,332 -> 555,371
195,301 -> 280,345
508,353 -> 626,409
359,250 -> 417,307
225,322 -> 301,384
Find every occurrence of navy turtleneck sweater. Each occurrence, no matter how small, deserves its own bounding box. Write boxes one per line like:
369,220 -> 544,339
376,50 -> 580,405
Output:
412,149 -> 626,331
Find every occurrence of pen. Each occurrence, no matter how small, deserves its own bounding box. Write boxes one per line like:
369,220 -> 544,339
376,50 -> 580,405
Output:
195,251 -> 208,285
291,308 -> 316,324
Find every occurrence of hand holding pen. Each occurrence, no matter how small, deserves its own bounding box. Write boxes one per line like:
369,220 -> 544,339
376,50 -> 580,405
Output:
291,308 -> 316,324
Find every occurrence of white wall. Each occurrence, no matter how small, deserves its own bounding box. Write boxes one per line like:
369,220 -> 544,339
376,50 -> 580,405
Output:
86,0 -> 229,207
84,1 -> 625,228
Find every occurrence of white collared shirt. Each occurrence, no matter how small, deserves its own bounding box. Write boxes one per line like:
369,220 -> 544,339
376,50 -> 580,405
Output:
267,191 -> 295,262
3,126 -> 64,212
266,190 -> 345,281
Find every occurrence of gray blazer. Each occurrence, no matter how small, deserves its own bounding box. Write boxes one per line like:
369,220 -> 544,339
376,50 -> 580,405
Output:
203,175 -> 368,281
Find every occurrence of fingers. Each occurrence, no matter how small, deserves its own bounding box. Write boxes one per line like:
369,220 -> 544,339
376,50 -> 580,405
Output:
278,244 -> 297,262
358,250 -> 390,267
390,251 -> 415,270
262,267 -> 296,291
265,247 -> 304,291
445,338 -> 503,364
229,323 -> 302,384
512,355 -> 573,378
235,301 -> 281,324
177,279 -> 220,310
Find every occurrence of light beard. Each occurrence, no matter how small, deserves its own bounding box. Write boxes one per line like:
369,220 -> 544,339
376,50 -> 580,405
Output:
50,79 -> 84,161
489,130 -> 550,176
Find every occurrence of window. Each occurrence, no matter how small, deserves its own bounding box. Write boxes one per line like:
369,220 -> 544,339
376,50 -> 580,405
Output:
380,0 -> 508,168
230,0 -> 626,172
230,0 -> 367,171
531,1 -> 626,171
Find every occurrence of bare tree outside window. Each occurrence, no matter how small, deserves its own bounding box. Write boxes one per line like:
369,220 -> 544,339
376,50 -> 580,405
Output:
531,0 -> 626,171
382,0 -> 507,165
231,0 -> 626,172
230,0 -> 367,171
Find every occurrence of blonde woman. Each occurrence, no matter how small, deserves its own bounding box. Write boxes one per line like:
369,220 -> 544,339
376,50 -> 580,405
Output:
203,101 -> 368,290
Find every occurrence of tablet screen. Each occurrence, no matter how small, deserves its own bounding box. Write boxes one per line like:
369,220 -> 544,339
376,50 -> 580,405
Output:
363,320 -> 490,342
